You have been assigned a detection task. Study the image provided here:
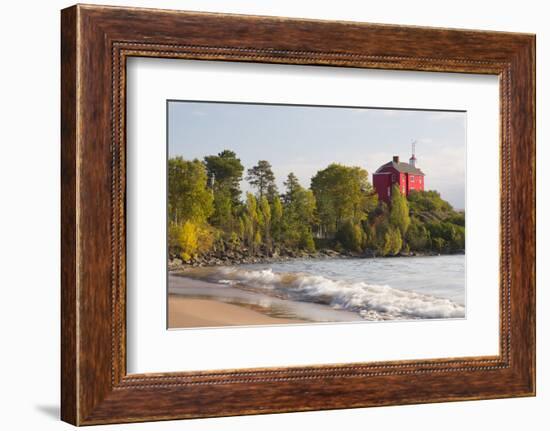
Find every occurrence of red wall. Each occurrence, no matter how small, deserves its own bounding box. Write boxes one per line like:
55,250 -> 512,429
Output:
406,173 -> 425,194
373,172 -> 392,203
373,167 -> 424,203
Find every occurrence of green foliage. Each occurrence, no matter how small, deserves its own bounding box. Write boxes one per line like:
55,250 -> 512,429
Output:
270,195 -> 283,244
203,151 -> 244,241
311,164 -> 373,238
432,237 -> 446,252
382,226 -> 402,256
300,229 -> 316,252
210,187 -> 234,233
168,221 -> 182,253
228,232 -> 240,250
259,196 -> 272,251
389,184 -> 411,236
401,190 -> 465,253
336,220 -> 365,252
204,150 -> 244,205
168,151 -> 465,260
244,193 -> 262,253
246,160 -> 278,201
283,172 -> 301,203
405,217 -> 430,250
408,190 -> 453,215
241,213 -> 253,250
426,221 -> 465,252
168,157 -> 213,224
445,212 -> 465,227
167,157 -> 217,260
281,176 -> 316,251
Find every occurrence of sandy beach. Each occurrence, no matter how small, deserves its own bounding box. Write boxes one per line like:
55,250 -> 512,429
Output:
168,295 -> 307,328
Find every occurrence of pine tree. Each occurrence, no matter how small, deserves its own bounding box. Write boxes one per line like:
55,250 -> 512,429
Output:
283,172 -> 301,203
246,160 -> 277,200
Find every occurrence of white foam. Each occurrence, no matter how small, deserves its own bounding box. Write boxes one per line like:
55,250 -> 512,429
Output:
182,267 -> 465,320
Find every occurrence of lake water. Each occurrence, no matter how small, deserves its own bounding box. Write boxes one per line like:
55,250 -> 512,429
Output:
170,255 -> 465,322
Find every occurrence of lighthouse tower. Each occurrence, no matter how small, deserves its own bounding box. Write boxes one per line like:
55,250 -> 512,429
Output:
409,140 -> 417,167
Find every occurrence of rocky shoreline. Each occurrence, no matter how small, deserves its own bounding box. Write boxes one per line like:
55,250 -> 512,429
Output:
168,247 -> 465,270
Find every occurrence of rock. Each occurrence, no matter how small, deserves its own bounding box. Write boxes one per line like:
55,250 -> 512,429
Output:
363,249 -> 376,258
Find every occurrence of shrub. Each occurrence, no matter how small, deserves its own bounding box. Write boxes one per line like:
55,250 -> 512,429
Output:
382,226 -> 402,256
177,220 -> 215,261
405,218 -> 430,251
336,220 -> 365,252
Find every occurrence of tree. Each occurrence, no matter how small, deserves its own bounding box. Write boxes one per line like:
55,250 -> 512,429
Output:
167,151 -> 463,260
168,157 -> 214,224
311,163 -> 372,238
432,237 -> 446,253
246,160 -> 277,200
382,226 -> 402,256
241,213 -> 253,250
405,217 -> 430,250
270,195 -> 283,245
281,179 -> 317,251
175,220 -> 216,261
408,190 -> 453,215
203,150 -> 245,238
178,221 -> 199,261
427,221 -> 464,252
203,150 -> 244,205
389,184 -> 411,236
449,224 -> 465,251
445,212 -> 465,227
244,193 -> 262,253
210,187 -> 233,233
336,220 -> 365,252
259,196 -> 272,252
283,172 -> 301,203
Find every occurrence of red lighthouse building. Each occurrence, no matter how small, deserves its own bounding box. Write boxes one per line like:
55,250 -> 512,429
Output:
373,149 -> 425,203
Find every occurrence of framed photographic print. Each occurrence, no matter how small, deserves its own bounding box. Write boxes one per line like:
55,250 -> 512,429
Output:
164,100 -> 467,329
61,4 -> 535,425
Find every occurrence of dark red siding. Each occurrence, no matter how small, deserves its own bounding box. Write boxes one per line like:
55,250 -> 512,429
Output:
373,165 -> 424,203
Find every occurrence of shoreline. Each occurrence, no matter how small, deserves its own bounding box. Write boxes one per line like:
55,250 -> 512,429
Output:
167,253 -> 466,327
168,274 -> 365,328
169,249 -> 465,270
168,295 -> 308,328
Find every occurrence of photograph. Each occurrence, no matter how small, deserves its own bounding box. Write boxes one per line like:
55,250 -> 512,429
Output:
52,3 -> 536,426
167,101 -> 467,329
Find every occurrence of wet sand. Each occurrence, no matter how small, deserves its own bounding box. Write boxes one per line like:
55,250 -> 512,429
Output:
168,274 -> 363,329
168,295 -> 307,328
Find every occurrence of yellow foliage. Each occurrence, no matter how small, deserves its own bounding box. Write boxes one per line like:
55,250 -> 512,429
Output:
178,221 -> 199,261
177,220 -> 215,261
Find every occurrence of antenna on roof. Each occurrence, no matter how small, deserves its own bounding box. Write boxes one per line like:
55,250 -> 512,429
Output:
409,140 -> 417,167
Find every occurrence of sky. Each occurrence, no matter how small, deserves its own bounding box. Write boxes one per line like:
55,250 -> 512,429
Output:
168,101 -> 466,209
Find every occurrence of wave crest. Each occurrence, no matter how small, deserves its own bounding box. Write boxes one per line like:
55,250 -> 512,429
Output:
180,267 -> 465,320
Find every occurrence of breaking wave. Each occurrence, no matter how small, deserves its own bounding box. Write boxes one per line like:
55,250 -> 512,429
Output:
178,267 -> 465,321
